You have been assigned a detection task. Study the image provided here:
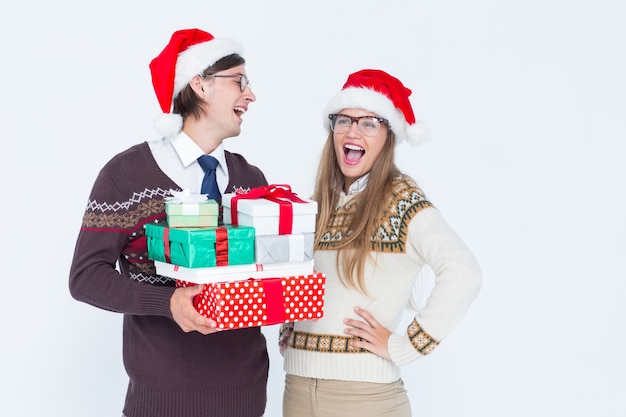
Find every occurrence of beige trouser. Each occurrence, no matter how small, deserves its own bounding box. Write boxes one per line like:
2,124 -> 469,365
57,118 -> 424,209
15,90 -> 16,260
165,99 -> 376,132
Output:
283,374 -> 411,417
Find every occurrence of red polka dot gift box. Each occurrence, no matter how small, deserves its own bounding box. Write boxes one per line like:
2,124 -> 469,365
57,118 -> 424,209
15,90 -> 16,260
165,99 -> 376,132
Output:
176,273 -> 326,330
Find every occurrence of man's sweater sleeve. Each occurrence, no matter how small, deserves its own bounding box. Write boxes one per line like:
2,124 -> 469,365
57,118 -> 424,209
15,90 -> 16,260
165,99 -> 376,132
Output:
68,167 -> 175,317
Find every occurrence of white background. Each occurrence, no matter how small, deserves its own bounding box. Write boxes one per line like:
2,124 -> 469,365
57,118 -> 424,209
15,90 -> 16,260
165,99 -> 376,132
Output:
1,1 -> 624,416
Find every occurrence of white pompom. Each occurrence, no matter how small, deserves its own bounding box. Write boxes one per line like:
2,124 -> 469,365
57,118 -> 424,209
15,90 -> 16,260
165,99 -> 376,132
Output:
154,113 -> 183,137
405,120 -> 431,146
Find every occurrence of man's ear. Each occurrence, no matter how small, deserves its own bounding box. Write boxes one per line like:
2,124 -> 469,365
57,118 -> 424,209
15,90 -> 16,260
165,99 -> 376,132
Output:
189,74 -> 206,97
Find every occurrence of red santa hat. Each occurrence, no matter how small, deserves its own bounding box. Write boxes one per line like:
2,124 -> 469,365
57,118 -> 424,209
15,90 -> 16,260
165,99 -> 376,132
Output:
323,69 -> 429,145
149,28 -> 243,136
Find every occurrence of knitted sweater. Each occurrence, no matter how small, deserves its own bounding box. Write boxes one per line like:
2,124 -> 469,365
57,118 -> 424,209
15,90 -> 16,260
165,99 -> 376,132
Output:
283,175 -> 482,383
69,142 -> 269,417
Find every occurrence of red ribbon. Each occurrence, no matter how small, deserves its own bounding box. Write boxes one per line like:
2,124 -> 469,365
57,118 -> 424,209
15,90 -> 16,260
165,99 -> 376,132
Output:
230,184 -> 307,235
214,227 -> 229,266
162,227 -> 171,263
261,278 -> 286,324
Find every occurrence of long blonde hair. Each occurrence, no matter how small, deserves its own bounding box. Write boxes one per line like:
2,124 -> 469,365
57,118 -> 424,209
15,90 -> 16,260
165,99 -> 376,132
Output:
312,129 -> 401,293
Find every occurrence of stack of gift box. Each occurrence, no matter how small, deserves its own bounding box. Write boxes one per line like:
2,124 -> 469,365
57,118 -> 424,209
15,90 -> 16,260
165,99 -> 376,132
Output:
145,186 -> 325,330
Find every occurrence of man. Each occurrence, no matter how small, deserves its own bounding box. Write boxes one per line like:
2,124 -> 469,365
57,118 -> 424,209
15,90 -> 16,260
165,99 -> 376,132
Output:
69,28 -> 269,417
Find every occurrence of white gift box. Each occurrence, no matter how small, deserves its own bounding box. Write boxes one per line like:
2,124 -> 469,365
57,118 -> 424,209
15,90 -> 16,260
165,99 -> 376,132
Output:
255,233 -> 314,264
222,192 -> 317,236
155,259 -> 315,284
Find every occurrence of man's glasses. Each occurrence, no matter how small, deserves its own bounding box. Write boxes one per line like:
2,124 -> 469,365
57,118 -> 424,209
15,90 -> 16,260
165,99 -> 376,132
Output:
203,73 -> 250,92
328,114 -> 389,137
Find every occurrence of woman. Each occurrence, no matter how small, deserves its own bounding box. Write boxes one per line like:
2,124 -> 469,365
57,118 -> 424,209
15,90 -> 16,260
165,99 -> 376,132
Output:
281,69 -> 482,416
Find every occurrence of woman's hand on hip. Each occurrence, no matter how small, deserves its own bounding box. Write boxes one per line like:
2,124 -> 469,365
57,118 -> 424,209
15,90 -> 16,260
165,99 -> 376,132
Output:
344,306 -> 392,360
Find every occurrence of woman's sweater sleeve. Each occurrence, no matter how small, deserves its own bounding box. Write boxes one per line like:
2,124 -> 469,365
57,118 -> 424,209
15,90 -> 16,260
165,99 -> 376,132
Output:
388,207 -> 482,365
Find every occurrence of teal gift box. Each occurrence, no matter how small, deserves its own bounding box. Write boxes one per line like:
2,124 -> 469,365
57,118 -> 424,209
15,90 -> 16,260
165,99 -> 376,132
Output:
145,222 -> 255,268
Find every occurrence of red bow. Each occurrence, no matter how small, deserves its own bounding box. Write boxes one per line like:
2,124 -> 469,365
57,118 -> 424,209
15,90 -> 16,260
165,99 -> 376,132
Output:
230,184 -> 307,235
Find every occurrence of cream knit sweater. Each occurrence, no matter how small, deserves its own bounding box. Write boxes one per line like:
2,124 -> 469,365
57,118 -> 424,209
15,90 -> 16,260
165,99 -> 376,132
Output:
283,175 -> 482,383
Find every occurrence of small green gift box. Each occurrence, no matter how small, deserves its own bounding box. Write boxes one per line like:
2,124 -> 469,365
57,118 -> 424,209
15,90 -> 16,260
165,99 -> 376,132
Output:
165,199 -> 219,228
145,222 -> 255,268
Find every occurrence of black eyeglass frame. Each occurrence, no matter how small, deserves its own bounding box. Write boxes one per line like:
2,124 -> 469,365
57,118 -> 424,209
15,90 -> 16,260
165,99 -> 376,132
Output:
202,73 -> 250,92
328,113 -> 389,136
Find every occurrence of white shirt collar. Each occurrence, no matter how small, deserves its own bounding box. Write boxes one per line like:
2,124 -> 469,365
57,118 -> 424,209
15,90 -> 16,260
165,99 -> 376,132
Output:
171,131 -> 227,173
342,174 -> 370,196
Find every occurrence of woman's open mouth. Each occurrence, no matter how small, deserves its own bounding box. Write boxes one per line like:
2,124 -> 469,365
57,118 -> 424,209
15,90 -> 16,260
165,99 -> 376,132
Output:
344,143 -> 365,165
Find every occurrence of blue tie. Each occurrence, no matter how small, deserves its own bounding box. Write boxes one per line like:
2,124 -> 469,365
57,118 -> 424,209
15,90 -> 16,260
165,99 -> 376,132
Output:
197,155 -> 221,201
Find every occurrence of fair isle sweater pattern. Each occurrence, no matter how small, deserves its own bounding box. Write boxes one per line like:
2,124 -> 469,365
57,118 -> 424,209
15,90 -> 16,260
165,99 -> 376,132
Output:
315,175 -> 440,355
285,175 -> 481,383
317,174 -> 434,253
70,142 -> 270,416
81,187 -> 172,284
81,184 -> 260,285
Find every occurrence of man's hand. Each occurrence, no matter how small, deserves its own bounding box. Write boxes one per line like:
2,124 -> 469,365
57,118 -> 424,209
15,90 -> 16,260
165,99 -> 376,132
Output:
170,285 -> 218,334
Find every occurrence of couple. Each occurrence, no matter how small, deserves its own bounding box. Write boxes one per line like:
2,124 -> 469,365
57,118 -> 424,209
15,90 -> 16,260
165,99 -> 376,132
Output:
68,28 -> 482,417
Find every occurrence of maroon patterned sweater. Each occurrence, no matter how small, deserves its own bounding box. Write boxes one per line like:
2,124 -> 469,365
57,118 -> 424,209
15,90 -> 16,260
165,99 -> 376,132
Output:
69,142 -> 269,417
